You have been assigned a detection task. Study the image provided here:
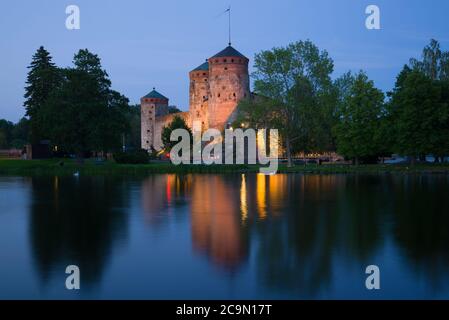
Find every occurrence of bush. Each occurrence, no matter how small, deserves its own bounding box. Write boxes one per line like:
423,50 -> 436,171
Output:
113,149 -> 150,164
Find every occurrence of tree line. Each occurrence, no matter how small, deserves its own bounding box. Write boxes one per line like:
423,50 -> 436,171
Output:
0,46 -> 186,155
237,39 -> 449,166
2,46 -> 141,156
0,117 -> 29,149
2,40 -> 448,164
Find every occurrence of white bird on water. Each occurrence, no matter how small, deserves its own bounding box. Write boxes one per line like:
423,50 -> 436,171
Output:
73,171 -> 80,177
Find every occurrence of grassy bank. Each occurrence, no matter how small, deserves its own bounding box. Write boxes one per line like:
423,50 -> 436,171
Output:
1,159 -> 449,176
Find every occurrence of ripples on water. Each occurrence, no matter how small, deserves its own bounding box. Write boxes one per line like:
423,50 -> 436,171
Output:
0,174 -> 448,299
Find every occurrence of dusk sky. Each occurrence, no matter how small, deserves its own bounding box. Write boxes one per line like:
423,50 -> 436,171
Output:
1,0 -> 449,122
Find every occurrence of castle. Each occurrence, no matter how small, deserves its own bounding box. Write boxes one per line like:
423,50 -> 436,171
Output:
141,45 -> 250,151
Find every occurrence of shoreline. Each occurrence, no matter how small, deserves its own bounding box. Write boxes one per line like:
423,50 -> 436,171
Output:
1,159 -> 449,176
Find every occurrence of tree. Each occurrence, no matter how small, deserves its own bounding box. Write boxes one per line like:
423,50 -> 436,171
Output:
333,72 -> 385,164
390,69 -> 447,163
123,104 -> 141,150
0,118 -> 30,149
168,105 -> 181,114
0,119 -> 14,148
24,46 -> 62,142
40,49 -> 129,156
409,39 -> 449,81
11,117 -> 30,148
239,40 -> 335,166
161,115 -> 192,151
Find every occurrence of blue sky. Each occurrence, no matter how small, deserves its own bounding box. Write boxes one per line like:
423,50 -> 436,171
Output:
1,0 -> 449,122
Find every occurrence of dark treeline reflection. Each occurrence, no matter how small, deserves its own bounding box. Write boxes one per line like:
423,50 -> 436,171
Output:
29,176 -> 130,287
139,173 -> 449,296
391,175 -> 449,288
252,174 -> 449,296
253,175 -> 390,296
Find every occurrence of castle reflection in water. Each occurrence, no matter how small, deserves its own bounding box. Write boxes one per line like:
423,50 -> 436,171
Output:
140,174 -> 343,271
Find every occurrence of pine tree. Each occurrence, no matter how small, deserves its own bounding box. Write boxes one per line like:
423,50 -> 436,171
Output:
24,46 -> 61,142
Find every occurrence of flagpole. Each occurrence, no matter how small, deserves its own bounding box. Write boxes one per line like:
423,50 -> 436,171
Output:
228,6 -> 231,46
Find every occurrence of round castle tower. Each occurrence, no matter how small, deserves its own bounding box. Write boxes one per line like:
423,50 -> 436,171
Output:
141,88 -> 169,150
189,60 -> 210,131
207,45 -> 250,130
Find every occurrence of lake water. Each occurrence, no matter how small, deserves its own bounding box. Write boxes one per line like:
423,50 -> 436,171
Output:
0,173 -> 449,299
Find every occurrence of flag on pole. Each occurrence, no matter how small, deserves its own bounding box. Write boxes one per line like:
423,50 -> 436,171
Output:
215,6 -> 232,45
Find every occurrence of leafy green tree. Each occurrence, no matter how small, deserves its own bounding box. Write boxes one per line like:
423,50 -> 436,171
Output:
0,119 -> 14,148
24,46 -> 62,142
168,105 -> 181,114
11,117 -> 30,148
410,39 -> 449,81
123,104 -> 141,150
73,49 -> 111,93
333,72 -> 385,164
436,80 -> 449,161
0,118 -> 30,149
162,115 -> 192,151
390,69 -> 447,163
40,49 -> 129,156
239,40 -> 334,166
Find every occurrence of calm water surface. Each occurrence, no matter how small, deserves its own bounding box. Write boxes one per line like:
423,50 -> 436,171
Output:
0,173 -> 449,299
